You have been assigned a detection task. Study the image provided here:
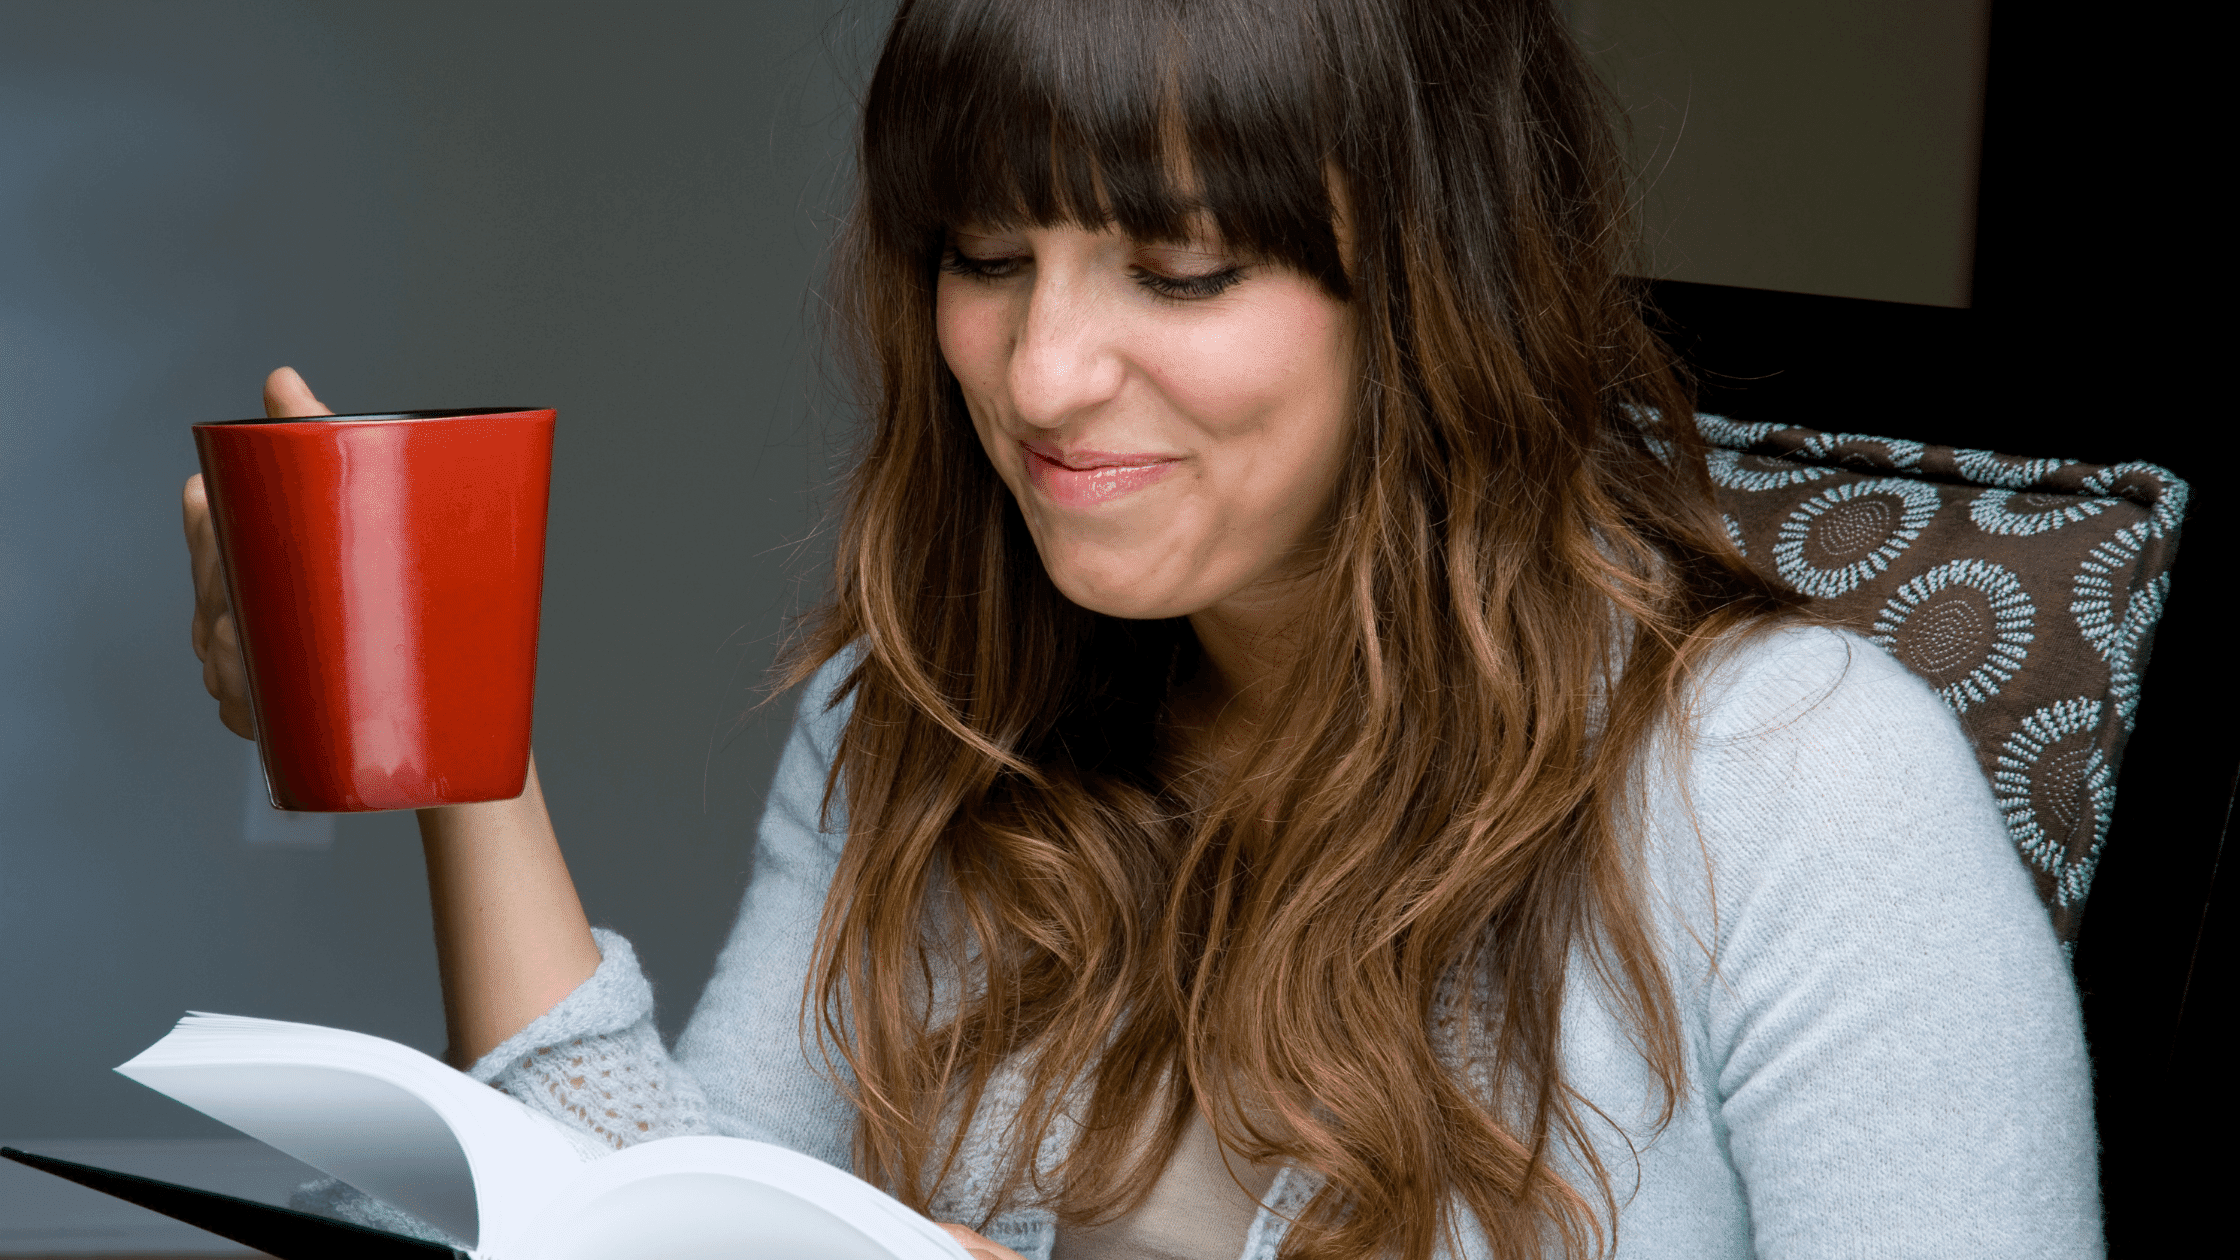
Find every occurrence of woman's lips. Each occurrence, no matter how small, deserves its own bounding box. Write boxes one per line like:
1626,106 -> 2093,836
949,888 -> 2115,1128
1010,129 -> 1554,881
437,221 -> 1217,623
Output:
1021,441 -> 1179,507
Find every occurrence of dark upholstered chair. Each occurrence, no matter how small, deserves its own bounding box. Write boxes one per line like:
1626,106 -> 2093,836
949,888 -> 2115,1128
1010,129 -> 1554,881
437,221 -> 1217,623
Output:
1698,414 -> 2190,948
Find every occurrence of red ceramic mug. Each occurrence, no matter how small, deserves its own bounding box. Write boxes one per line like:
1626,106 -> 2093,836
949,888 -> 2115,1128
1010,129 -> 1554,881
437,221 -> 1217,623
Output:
193,407 -> 556,812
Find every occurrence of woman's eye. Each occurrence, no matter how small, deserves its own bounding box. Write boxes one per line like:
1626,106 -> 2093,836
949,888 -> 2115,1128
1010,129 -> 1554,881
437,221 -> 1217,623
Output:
939,248 -> 1024,281
1132,265 -> 1243,301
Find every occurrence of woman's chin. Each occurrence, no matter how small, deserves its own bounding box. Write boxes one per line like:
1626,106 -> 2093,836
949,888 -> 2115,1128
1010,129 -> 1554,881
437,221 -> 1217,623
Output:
1043,567 -> 1203,622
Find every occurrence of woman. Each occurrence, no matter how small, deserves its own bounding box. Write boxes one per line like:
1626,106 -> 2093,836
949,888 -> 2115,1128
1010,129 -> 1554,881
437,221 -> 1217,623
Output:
183,1 -> 2100,1257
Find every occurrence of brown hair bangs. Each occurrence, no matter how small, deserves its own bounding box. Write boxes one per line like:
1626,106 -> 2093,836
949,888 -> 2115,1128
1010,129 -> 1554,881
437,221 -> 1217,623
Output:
861,0 -> 1349,295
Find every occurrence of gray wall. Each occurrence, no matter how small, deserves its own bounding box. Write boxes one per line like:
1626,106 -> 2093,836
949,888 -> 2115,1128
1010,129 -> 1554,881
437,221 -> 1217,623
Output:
1,0 -> 1991,1142
1,0 -> 879,1139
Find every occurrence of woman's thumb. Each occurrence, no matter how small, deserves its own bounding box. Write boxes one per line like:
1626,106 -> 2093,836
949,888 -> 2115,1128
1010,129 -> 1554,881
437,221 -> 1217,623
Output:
263,366 -> 335,419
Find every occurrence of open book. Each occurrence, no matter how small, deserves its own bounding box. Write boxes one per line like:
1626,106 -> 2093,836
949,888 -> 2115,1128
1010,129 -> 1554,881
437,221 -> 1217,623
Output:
3,1012 -> 975,1260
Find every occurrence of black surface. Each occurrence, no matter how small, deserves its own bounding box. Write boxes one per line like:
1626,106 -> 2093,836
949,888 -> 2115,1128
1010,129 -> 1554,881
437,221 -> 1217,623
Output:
0,1147 -> 466,1260
1642,16 -> 2231,1232
1646,270 -> 2231,1258
1643,1 -> 2231,1245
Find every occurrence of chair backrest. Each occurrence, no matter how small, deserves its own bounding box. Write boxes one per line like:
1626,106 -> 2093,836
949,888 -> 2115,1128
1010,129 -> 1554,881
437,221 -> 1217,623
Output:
1698,414 -> 2189,945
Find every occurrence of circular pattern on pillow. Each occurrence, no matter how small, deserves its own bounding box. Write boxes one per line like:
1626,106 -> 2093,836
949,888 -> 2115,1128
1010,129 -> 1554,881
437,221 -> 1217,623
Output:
1794,432 -> 1925,471
1695,413 -> 1781,448
1994,698 -> 2117,908
1772,479 -> 1943,598
1953,449 -> 2074,490
1871,559 -> 2034,713
1969,487 -> 2118,536
1695,413 -> 2187,941
1708,447 -> 1837,492
2073,526 -> 2169,730
2085,462 -> 2190,539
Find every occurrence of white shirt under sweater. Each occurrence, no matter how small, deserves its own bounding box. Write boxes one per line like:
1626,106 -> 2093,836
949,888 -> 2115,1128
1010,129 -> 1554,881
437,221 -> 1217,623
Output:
308,625 -> 2100,1257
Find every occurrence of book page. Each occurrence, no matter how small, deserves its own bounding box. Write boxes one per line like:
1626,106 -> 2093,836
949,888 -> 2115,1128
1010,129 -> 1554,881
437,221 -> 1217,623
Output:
117,1013 -> 589,1250
511,1136 -> 977,1260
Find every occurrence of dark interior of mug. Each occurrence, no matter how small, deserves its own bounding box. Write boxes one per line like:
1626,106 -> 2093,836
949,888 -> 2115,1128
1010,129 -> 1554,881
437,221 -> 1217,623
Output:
203,407 -> 543,425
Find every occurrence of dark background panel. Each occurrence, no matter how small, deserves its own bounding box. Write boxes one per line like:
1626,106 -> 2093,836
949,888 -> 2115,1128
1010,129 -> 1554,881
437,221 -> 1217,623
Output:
1646,272 -> 2231,1255
1572,0 -> 1991,308
1639,0 -> 2230,1243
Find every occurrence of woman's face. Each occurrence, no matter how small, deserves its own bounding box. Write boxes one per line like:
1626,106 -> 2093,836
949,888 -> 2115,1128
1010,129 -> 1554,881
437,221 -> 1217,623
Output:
936,221 -> 1355,622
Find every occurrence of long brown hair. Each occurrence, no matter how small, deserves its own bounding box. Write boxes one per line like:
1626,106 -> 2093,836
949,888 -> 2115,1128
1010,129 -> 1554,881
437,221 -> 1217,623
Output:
783,2 -> 1795,1257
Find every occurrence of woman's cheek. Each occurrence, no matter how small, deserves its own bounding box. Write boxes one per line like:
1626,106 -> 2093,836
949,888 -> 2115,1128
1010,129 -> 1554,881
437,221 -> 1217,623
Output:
936,286 -> 1016,477
1150,296 -> 1343,436
936,281 -> 1008,401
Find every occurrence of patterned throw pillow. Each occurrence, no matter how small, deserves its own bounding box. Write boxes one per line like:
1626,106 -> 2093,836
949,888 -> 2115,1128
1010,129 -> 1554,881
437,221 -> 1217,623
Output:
1698,414 -> 2189,945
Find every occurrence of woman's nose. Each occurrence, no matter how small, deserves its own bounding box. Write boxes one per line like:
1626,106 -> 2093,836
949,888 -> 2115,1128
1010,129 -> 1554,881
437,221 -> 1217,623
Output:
1006,275 -> 1126,429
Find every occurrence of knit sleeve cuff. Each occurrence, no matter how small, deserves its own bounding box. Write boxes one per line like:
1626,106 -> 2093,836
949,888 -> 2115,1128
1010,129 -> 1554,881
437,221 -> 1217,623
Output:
465,927 -> 655,1085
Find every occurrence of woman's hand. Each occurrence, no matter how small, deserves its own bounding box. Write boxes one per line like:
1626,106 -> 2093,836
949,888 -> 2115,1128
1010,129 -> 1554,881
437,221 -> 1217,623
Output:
182,367 -> 333,738
937,1224 -> 1028,1260
180,367 -> 599,1066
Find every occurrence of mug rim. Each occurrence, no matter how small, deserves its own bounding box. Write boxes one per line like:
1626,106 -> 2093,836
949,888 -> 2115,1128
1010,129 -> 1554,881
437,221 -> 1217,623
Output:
196,407 -> 548,428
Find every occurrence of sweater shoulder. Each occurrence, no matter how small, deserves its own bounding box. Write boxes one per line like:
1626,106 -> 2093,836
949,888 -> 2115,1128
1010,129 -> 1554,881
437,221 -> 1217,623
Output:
1673,621 -> 1989,812
1686,621 -> 1949,749
788,641 -> 864,767
1643,620 -> 2042,959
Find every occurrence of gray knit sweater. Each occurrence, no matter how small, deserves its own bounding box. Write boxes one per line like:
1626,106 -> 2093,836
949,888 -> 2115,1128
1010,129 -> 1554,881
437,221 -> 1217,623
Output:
307,625 -> 2103,1257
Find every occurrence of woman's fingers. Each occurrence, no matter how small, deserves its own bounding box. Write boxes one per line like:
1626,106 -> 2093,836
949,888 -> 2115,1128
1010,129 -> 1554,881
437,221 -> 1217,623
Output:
183,477 -> 229,649
262,365 -> 334,419
202,616 -> 255,739
936,1224 -> 1028,1260
181,359 -> 332,744
183,473 -> 257,740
